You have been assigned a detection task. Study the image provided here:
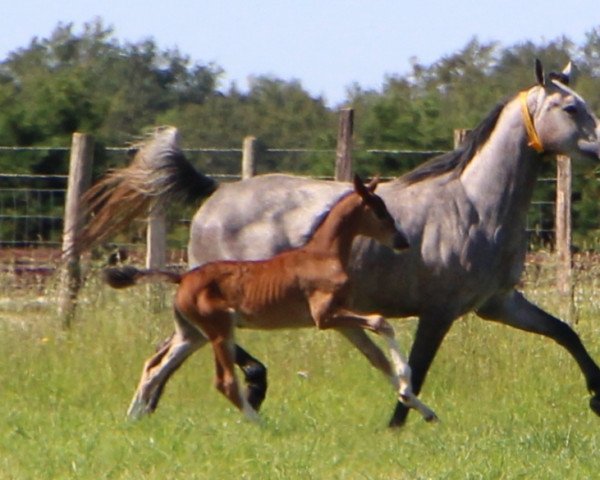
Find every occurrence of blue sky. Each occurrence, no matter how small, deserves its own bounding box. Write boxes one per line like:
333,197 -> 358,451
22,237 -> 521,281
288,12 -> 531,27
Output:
2,1 -> 598,106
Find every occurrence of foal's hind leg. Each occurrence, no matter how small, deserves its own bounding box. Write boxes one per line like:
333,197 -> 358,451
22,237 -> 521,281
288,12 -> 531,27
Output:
128,310 -> 207,419
207,313 -> 260,422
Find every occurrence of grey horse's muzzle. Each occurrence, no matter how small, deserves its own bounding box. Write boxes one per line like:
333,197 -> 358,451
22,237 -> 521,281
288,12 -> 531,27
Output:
578,139 -> 600,159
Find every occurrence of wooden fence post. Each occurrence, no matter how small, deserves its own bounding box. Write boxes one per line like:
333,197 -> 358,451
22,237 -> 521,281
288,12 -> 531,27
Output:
555,154 -> 575,320
454,129 -> 471,149
242,136 -> 257,179
58,133 -> 95,325
335,108 -> 353,182
146,203 -> 167,310
146,204 -> 167,270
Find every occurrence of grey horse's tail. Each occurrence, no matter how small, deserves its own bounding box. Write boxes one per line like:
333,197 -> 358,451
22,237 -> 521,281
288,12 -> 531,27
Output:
76,126 -> 217,252
103,265 -> 182,289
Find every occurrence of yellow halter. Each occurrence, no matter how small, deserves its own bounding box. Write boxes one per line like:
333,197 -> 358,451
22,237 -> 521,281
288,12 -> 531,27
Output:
519,90 -> 544,153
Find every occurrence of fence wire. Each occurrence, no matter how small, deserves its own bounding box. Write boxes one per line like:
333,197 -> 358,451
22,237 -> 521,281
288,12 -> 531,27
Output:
0,175 -> 67,247
0,146 -> 573,254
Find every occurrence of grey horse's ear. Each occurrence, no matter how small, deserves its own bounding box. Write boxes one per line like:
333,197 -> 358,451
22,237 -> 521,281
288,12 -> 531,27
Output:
535,59 -> 545,86
562,61 -> 573,81
549,61 -> 573,86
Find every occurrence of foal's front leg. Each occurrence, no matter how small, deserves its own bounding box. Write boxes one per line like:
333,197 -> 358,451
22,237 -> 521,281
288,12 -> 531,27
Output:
337,327 -> 395,378
333,310 -> 437,423
309,293 -> 437,422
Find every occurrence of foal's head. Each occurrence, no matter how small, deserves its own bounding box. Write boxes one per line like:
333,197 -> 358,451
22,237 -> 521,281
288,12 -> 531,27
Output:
353,175 -> 409,251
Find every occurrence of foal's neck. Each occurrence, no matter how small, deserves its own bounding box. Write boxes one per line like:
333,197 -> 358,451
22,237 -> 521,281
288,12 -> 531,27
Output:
304,193 -> 361,266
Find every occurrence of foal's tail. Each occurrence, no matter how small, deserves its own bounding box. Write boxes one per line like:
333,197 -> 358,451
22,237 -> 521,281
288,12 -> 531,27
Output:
103,266 -> 182,289
77,126 -> 218,252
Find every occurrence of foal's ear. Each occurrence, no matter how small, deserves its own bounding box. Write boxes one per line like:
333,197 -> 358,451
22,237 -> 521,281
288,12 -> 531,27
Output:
366,175 -> 380,192
353,174 -> 367,196
353,174 -> 379,199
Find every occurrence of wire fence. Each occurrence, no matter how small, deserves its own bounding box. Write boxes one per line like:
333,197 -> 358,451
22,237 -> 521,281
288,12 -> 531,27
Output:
0,145 -> 578,262
0,174 -> 67,248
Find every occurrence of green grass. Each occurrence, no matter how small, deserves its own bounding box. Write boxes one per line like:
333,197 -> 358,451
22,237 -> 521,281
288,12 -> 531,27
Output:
1,273 -> 599,479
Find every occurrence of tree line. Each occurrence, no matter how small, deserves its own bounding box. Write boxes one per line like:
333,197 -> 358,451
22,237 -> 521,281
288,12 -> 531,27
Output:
0,19 -> 599,246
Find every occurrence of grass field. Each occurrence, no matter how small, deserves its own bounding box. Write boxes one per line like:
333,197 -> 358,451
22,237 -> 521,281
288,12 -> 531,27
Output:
1,266 -> 600,479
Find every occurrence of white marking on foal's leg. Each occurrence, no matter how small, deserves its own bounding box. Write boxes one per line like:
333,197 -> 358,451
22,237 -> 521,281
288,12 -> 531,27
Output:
127,391 -> 147,420
385,335 -> 438,423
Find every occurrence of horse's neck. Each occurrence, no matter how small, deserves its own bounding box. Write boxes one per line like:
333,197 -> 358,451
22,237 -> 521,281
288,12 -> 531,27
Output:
304,196 -> 358,267
460,99 -> 541,230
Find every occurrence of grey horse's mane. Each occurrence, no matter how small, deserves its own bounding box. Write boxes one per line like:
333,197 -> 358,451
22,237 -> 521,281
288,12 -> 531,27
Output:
299,98 -> 511,240
400,99 -> 509,185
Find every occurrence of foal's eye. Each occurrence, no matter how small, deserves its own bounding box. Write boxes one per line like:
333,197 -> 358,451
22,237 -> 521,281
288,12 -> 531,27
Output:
563,104 -> 578,115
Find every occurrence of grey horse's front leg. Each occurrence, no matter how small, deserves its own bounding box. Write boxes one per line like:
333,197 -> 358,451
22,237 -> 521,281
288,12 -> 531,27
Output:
477,290 -> 600,416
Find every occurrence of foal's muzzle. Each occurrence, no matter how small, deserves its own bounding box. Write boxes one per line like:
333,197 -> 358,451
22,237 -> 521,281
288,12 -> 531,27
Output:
393,229 -> 410,251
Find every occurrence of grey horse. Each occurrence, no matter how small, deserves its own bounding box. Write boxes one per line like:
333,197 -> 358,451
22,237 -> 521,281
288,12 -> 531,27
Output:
82,60 -> 600,427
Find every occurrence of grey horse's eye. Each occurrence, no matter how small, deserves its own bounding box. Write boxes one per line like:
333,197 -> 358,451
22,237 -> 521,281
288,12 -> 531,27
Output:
563,104 -> 578,115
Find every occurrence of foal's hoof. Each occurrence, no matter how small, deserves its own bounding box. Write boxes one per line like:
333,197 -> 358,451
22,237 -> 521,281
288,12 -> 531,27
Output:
424,412 -> 439,423
127,396 -> 150,420
590,395 -> 600,416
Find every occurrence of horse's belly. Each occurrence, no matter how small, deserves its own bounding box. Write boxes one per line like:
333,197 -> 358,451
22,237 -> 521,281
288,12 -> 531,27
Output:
235,301 -> 313,330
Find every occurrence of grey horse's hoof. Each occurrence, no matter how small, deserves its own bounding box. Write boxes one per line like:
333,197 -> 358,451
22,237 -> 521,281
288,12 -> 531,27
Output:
590,395 -> 600,416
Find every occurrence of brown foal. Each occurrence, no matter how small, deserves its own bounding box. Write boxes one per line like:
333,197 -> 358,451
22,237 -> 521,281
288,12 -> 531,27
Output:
104,175 -> 437,423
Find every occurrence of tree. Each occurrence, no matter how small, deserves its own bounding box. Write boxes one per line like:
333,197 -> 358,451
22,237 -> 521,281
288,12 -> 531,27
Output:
0,19 -> 223,173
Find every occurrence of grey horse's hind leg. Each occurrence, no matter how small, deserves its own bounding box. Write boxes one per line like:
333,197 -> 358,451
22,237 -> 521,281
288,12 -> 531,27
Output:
235,345 -> 268,411
128,308 -> 207,418
477,290 -> 600,416
128,303 -> 268,418
128,328 -> 207,419
388,314 -> 454,428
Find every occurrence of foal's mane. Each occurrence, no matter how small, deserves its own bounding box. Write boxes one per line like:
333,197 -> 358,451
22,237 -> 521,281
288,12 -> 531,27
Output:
400,99 -> 508,185
299,189 -> 355,245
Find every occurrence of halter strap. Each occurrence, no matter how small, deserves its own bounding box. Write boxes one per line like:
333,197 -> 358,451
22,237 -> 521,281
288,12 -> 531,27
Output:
519,91 -> 544,153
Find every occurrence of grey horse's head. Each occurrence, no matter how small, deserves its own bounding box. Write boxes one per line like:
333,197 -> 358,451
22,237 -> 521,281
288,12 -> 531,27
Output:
523,60 -> 599,162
